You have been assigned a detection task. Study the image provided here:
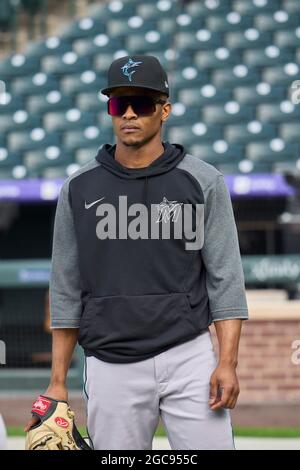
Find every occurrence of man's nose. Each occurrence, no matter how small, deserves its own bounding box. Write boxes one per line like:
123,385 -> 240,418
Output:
122,104 -> 137,118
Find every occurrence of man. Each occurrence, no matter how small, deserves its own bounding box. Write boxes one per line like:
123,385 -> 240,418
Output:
25,55 -> 248,450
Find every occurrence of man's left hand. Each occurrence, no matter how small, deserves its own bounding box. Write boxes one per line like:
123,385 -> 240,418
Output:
209,365 -> 240,411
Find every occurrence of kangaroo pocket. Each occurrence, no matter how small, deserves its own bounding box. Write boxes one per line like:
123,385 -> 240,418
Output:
78,292 -> 201,361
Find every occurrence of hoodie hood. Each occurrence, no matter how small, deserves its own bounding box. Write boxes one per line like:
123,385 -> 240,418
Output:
95,141 -> 186,180
95,141 -> 187,206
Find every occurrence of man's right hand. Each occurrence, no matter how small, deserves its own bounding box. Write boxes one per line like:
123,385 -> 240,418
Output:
24,384 -> 68,432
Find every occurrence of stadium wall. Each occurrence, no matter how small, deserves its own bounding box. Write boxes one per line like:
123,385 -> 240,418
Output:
210,291 -> 300,426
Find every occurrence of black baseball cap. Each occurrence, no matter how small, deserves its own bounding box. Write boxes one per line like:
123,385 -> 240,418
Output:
100,55 -> 170,97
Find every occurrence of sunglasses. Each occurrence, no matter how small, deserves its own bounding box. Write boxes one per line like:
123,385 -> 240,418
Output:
107,95 -> 167,116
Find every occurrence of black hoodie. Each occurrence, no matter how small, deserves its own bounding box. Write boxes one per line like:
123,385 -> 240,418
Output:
69,141 -> 210,362
50,141 -> 249,363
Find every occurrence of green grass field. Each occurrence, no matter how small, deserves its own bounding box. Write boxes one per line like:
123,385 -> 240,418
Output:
7,426 -> 300,438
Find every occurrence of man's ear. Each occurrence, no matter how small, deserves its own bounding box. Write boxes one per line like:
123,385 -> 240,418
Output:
162,101 -> 171,122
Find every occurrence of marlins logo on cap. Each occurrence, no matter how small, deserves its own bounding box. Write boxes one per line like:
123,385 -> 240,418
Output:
121,58 -> 143,82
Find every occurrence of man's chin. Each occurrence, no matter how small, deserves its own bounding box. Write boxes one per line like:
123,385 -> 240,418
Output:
121,136 -> 144,147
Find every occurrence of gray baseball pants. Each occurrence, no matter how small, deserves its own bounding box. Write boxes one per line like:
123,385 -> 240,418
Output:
83,329 -> 235,450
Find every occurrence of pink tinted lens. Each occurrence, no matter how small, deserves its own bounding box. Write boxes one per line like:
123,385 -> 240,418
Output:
108,96 -> 155,116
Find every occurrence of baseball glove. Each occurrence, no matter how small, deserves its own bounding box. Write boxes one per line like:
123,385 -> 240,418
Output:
25,395 -> 92,450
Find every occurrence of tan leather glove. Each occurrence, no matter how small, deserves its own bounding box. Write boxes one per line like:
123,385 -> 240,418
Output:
25,396 -> 92,450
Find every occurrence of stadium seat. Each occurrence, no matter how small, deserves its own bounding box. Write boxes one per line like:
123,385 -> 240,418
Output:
60,72 -> 105,95
106,18 -> 157,39
63,128 -> 112,152
166,105 -> 200,127
185,0 -> 231,16
138,50 -> 193,70
178,86 -> 232,107
243,47 -> 294,67
41,54 -> 91,76
25,37 -> 72,58
10,74 -> 60,96
232,0 -> 281,14
224,122 -> 277,144
202,103 -> 254,125
254,12 -> 299,32
233,84 -> 286,105
274,29 -> 300,49
23,149 -> 73,174
0,168 -> 14,178
263,64 -> 300,86
7,130 -> 60,153
257,102 -> 300,123
225,31 -> 272,50
284,0 -> 300,13
0,149 -> 22,168
72,35 -> 123,56
166,123 -> 223,146
169,68 -> 209,93
187,142 -> 244,165
212,66 -> 261,87
0,112 -> 42,134
0,166 -> 27,179
93,0 -> 137,20
0,94 -> 25,113
246,141 -> 300,162
206,13 -> 253,32
126,32 -> 170,54
75,147 -> 100,166
92,52 -> 117,73
136,2 -> 177,20
97,110 -> 114,131
41,166 -> 69,179
27,92 -> 73,114
176,31 -> 222,51
0,54 -> 40,79
43,110 -> 97,133
60,17 -> 106,40
194,49 -> 243,70
75,91 -> 106,112
279,122 -> 300,143
165,16 -> 205,34
216,161 -> 274,174
102,0 -> 140,18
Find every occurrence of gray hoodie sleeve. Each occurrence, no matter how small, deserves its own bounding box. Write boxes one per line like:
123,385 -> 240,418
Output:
49,180 -> 83,328
177,155 -> 248,322
49,159 -> 101,328
201,174 -> 249,321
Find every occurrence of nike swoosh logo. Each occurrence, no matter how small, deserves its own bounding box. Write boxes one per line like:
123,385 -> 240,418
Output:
84,197 -> 105,209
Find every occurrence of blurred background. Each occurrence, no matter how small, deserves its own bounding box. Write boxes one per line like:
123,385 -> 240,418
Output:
0,0 -> 300,450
